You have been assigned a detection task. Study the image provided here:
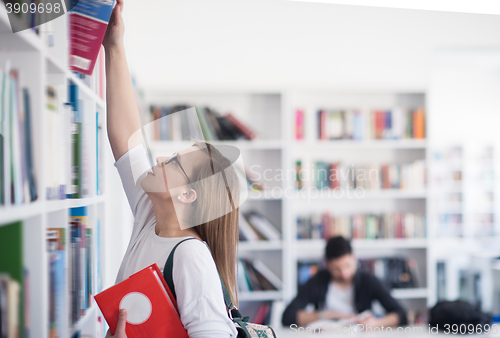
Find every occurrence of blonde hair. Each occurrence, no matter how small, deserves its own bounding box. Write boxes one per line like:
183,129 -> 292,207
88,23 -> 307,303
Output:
191,142 -> 240,307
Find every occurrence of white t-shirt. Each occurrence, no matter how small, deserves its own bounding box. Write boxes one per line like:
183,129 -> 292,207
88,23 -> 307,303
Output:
325,281 -> 356,315
113,143 -> 237,338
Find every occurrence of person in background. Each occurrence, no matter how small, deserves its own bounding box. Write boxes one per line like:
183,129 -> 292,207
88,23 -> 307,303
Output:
282,236 -> 408,328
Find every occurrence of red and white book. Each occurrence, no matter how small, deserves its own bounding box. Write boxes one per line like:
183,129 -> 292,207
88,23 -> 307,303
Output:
94,264 -> 188,338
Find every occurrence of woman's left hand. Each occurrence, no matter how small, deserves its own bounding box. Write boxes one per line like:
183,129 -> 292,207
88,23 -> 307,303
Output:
105,309 -> 128,338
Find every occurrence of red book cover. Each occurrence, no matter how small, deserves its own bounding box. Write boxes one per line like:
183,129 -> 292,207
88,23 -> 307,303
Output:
381,165 -> 390,189
295,109 -> 304,140
374,110 -> 384,139
226,114 -> 256,140
329,163 -> 340,189
99,46 -> 105,99
253,303 -> 270,324
94,264 -> 188,338
395,213 -> 403,238
319,110 -> 327,140
321,212 -> 330,239
69,0 -> 114,75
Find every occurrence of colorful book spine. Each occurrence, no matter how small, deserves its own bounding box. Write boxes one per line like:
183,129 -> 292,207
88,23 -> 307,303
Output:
69,206 -> 88,324
295,109 -> 304,140
68,83 -> 82,198
47,228 -> 66,338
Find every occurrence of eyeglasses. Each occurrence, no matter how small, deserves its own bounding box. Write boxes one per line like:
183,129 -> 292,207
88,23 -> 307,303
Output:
162,152 -> 191,184
161,143 -> 236,211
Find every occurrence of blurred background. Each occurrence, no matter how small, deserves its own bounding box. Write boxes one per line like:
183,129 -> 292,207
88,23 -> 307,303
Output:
1,0 -> 500,337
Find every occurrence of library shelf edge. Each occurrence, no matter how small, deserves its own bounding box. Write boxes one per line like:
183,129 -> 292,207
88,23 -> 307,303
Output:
295,238 -> 428,252
239,291 -> 283,302
290,189 -> 428,200
391,288 -> 429,300
148,139 -> 283,152
239,240 -> 283,251
292,139 -> 427,150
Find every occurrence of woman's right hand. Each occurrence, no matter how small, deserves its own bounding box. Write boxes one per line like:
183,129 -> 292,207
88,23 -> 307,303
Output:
103,0 -> 125,50
105,309 -> 128,338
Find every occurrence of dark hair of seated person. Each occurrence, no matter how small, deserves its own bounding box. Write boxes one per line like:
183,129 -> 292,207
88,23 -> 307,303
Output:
325,236 -> 352,260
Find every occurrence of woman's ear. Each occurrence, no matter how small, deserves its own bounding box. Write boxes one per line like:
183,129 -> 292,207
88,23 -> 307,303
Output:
177,189 -> 197,204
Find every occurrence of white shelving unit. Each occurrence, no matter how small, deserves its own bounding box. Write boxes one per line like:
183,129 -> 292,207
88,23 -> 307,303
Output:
142,88 -> 431,327
427,143 -> 500,311
0,7 -> 109,338
286,91 -> 429,321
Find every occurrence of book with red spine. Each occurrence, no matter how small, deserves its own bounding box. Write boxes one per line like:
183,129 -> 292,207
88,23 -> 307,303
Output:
225,114 -> 256,140
98,46 -> 105,99
94,264 -> 188,338
295,109 -> 304,140
374,110 -> 385,139
319,110 -> 327,140
381,165 -> 390,189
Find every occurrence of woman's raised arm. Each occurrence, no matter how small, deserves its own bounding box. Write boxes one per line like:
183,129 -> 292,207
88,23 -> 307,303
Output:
102,0 -> 142,162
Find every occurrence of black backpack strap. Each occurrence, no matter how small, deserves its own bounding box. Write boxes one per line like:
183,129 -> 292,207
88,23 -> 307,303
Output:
163,237 -> 197,301
163,237 -> 243,319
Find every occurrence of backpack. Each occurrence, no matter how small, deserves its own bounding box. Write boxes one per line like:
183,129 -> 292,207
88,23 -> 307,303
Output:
429,300 -> 492,332
163,238 -> 277,338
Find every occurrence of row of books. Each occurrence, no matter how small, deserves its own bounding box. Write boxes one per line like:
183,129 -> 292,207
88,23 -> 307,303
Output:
295,107 -> 425,140
68,207 -> 94,325
296,212 -> 426,240
298,256 -> 421,289
149,105 -> 256,141
0,65 -> 38,206
238,259 -> 283,292
45,82 -> 105,200
296,160 -> 426,191
46,206 -> 100,337
238,212 -> 281,241
358,257 -> 421,289
0,221 -> 28,338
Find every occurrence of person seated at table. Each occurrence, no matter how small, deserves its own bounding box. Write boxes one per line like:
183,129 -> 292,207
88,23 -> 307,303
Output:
282,236 -> 408,328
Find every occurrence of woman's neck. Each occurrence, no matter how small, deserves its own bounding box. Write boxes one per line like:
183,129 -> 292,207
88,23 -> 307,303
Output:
151,197 -> 200,239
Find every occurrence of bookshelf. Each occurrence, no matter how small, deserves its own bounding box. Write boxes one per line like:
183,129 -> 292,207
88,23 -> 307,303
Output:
0,5 -> 108,338
140,89 -> 431,327
287,91 -> 429,324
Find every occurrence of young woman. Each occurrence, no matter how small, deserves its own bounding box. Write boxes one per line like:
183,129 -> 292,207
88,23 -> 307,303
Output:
102,1 -> 239,337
